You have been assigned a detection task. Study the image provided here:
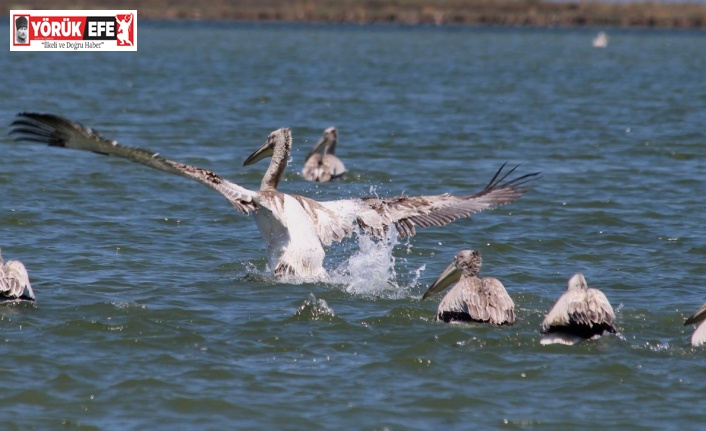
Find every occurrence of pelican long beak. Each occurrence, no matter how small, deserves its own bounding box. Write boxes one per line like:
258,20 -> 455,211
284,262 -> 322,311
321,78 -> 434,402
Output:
421,262 -> 462,300
685,303 -> 706,326
305,137 -> 326,161
243,140 -> 274,166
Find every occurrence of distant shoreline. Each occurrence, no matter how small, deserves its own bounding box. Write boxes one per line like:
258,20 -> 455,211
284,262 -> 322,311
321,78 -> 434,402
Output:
4,1 -> 706,29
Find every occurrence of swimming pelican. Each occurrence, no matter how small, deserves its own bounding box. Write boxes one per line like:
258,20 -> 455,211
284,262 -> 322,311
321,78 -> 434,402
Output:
684,303 -> 706,347
9,112 -> 539,279
301,127 -> 346,182
0,249 -> 35,302
421,250 -> 514,325
592,31 -> 608,48
540,273 -> 616,345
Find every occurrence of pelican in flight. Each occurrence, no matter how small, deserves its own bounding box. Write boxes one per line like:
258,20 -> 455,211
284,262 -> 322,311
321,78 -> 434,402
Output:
301,127 -> 346,182
0,249 -> 35,302
421,250 -> 515,325
9,112 -> 539,279
541,273 -> 616,345
684,303 -> 706,347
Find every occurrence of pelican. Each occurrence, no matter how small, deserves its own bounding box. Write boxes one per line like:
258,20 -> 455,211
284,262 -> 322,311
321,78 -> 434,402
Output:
421,250 -> 514,325
9,112 -> 539,279
0,249 -> 35,302
684,303 -> 706,347
540,273 -> 616,345
301,126 -> 346,182
592,31 -> 608,48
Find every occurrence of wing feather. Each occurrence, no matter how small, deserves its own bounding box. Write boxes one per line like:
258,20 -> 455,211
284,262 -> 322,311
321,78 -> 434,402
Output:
481,277 -> 515,325
584,288 -> 615,327
542,287 -> 615,332
9,113 -> 258,215
291,195 -> 357,245
542,289 -> 582,331
314,163 -> 539,240
437,277 -> 514,325
437,283 -> 469,317
0,260 -> 34,300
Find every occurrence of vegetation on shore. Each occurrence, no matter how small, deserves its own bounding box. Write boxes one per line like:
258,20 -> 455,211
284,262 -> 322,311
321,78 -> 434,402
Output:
5,0 -> 706,28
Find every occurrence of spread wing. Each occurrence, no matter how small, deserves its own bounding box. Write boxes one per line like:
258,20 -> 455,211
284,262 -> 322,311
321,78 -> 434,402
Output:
309,163 -> 539,240
9,112 -> 258,215
437,277 -> 515,325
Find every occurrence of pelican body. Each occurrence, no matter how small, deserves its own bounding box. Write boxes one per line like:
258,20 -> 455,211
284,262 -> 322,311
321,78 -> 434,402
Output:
592,31 -> 608,48
0,249 -> 35,302
10,113 -> 539,279
684,303 -> 706,347
301,127 -> 346,182
541,273 -> 616,345
422,250 -> 515,325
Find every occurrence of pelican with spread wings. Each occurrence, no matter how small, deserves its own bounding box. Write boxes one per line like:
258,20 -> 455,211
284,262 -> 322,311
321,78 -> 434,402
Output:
9,112 -> 539,279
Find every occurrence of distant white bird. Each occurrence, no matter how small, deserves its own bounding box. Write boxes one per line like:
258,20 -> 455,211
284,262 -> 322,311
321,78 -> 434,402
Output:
541,273 -> 616,345
684,303 -> 706,347
302,127 -> 346,182
10,112 -> 539,279
422,250 -> 515,325
592,31 -> 608,48
0,249 -> 35,302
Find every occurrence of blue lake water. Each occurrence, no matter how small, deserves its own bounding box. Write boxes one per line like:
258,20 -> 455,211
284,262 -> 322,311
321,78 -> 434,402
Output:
1,22 -> 706,429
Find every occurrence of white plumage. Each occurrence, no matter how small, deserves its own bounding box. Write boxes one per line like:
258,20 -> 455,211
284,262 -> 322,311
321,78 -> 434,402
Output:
0,249 -> 35,302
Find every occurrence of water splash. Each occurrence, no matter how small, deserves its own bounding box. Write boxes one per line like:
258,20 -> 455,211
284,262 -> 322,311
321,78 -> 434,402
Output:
293,293 -> 335,321
327,229 -> 425,299
235,229 -> 427,296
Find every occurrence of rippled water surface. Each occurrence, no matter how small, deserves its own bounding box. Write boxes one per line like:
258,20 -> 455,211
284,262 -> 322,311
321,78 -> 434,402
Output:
2,22 -> 706,430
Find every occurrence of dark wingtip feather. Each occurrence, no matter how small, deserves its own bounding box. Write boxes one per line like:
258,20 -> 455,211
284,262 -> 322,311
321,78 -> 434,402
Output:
9,112 -> 73,147
486,162 -> 541,192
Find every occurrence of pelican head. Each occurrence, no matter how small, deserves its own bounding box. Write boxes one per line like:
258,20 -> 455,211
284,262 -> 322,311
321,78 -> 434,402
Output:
567,272 -> 588,292
243,128 -> 292,191
422,249 -> 481,299
306,126 -> 337,160
243,128 -> 292,166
